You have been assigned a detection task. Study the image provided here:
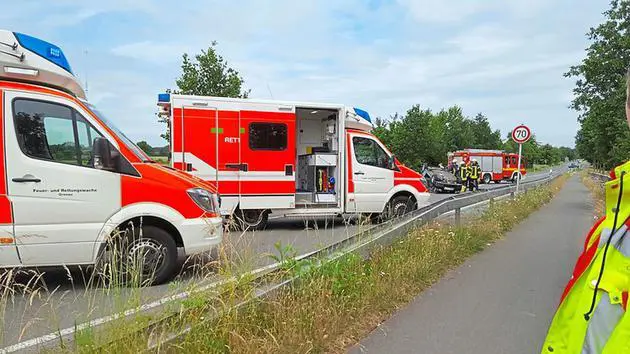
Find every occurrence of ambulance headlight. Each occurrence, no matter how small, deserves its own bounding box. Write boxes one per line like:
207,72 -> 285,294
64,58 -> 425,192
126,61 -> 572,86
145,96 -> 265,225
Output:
187,188 -> 220,214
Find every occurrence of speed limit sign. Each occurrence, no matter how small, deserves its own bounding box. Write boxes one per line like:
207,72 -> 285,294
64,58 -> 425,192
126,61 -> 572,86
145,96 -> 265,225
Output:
511,124 -> 531,194
512,125 -> 531,143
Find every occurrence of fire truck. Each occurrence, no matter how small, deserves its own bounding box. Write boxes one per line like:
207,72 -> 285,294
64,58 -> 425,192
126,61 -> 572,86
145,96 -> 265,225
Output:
448,149 -> 527,184
0,30 -> 222,284
159,94 -> 429,229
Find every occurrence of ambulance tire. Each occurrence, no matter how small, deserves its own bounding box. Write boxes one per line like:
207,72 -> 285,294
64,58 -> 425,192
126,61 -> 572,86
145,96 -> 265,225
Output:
236,209 -> 268,231
483,174 -> 492,184
105,225 -> 179,286
386,195 -> 416,219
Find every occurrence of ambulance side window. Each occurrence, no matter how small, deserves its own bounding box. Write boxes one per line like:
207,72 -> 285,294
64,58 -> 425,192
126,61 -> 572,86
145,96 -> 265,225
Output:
76,116 -> 104,166
353,136 -> 390,169
13,99 -> 103,168
249,122 -> 287,150
511,156 -> 517,165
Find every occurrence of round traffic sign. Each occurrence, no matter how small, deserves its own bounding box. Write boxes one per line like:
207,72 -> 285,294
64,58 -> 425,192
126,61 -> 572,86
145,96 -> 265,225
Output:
512,125 -> 531,143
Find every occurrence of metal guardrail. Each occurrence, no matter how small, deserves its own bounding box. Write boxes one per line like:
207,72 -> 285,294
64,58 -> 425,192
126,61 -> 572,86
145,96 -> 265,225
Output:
5,171 -> 562,353
588,170 -> 610,182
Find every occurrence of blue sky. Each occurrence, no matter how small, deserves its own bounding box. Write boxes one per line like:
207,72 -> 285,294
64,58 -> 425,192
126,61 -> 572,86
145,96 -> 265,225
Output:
2,0 -> 609,147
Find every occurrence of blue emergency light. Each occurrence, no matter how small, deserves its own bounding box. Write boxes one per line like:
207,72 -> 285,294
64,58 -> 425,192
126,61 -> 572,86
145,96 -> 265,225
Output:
158,93 -> 171,104
13,32 -> 73,74
353,107 -> 372,123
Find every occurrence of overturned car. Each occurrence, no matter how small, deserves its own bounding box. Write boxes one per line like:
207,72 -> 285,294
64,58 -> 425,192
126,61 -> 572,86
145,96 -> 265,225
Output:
422,167 -> 462,193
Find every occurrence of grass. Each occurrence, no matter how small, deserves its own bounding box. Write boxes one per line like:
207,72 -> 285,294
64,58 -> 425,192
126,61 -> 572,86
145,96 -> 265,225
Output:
149,156 -> 169,165
581,170 -> 605,217
0,210 -> 361,352
92,174 -> 569,353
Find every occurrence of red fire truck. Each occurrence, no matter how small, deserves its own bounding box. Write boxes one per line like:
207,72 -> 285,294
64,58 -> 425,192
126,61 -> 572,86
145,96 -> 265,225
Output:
447,149 -> 526,184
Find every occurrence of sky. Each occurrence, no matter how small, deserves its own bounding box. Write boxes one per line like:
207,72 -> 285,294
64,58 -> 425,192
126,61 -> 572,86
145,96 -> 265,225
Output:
2,0 -> 610,147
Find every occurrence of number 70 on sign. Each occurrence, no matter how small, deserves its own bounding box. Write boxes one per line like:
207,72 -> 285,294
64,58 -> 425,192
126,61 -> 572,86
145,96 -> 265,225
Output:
512,125 -> 531,144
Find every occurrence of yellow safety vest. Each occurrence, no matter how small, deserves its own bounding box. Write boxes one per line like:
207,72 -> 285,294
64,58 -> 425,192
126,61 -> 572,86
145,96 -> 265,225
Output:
459,166 -> 468,181
542,161 -> 630,353
470,165 -> 479,179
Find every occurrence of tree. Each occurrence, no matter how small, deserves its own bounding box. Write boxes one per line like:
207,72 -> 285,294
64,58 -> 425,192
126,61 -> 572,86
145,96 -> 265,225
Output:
373,103 -> 568,169
470,113 -> 502,150
136,141 -> 153,155
568,0 -> 630,169
160,42 -> 251,143
503,133 -> 541,166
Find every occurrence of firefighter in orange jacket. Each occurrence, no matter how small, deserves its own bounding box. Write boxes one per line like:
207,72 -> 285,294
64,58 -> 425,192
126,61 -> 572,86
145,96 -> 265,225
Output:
541,69 -> 630,353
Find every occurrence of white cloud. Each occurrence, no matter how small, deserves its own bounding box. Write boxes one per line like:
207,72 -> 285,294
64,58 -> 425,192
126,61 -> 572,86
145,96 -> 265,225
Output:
396,0 -> 552,24
111,41 -> 192,65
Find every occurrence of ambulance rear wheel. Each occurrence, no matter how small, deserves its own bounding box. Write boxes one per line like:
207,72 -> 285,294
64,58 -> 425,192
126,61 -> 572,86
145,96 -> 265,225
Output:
237,209 -> 268,231
483,174 -> 492,184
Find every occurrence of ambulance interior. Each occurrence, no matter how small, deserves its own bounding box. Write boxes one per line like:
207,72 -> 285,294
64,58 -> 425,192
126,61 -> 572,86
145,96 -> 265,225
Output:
294,107 -> 341,207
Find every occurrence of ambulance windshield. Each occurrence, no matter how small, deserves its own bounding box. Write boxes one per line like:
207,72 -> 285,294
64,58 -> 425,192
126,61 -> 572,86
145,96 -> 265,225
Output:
85,104 -> 152,163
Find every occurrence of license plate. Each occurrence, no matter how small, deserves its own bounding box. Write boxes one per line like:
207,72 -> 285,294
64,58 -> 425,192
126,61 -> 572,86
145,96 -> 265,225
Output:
444,187 -> 454,191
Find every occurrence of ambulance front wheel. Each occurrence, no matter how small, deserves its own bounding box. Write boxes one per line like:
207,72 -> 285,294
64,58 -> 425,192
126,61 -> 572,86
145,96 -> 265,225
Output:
100,225 -> 179,286
482,174 -> 492,184
236,209 -> 269,230
385,195 -> 417,220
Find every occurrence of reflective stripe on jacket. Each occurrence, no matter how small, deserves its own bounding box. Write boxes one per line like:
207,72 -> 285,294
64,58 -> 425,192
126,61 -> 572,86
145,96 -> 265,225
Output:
470,165 -> 480,179
459,166 -> 469,180
542,160 -> 630,353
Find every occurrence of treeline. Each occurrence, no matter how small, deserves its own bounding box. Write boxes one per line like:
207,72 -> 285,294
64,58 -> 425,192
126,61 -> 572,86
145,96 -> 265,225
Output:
568,0 -> 630,170
373,105 -> 575,171
136,141 -> 169,157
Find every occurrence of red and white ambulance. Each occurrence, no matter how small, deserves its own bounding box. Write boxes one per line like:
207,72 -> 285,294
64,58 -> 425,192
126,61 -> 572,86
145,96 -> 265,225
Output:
448,149 -> 527,184
0,30 -> 222,284
159,94 -> 429,229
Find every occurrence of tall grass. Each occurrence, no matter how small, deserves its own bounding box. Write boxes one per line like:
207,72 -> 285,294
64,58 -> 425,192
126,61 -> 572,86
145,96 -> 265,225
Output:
0,209 -> 365,352
130,175 -> 568,353
581,171 -> 605,216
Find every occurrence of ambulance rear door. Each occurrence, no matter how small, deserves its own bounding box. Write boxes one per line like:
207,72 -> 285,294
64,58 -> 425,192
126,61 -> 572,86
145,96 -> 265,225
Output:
238,103 -> 296,210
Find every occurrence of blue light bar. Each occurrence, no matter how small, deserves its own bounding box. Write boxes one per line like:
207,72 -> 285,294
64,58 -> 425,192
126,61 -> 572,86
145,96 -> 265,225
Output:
13,32 -> 73,74
353,107 -> 371,123
158,93 -> 171,103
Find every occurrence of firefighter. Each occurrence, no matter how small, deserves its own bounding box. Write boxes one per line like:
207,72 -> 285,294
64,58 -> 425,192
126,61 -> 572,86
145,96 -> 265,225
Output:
458,161 -> 468,192
469,159 -> 480,192
541,68 -> 630,353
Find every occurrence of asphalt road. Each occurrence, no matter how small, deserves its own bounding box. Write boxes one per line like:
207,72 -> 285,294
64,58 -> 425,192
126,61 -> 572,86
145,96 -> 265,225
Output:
0,171 -> 554,349
351,174 -> 593,354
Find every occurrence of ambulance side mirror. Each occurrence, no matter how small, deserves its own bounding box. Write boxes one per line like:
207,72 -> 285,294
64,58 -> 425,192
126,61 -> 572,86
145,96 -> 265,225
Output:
93,137 -> 114,171
389,155 -> 398,171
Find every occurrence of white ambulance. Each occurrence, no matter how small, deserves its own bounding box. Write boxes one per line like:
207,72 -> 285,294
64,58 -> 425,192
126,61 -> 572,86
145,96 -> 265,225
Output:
158,94 -> 430,229
0,30 -> 222,284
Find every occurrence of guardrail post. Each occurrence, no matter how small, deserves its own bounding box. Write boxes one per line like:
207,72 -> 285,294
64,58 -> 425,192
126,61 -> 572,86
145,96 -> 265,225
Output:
489,197 -> 494,208
510,191 -> 515,199
455,208 -> 461,226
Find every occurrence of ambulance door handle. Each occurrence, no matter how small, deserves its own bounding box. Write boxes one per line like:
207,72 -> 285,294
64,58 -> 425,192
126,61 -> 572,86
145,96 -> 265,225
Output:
12,175 -> 41,183
226,163 -> 248,171
354,171 -> 365,175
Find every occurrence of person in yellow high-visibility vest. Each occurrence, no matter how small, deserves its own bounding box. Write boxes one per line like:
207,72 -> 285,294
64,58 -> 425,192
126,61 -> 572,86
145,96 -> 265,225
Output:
541,68 -> 630,353
458,161 -> 468,192
469,159 -> 480,192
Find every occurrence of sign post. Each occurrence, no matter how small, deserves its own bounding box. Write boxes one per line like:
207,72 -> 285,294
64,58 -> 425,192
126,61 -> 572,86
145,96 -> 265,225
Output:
511,124 -> 531,194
